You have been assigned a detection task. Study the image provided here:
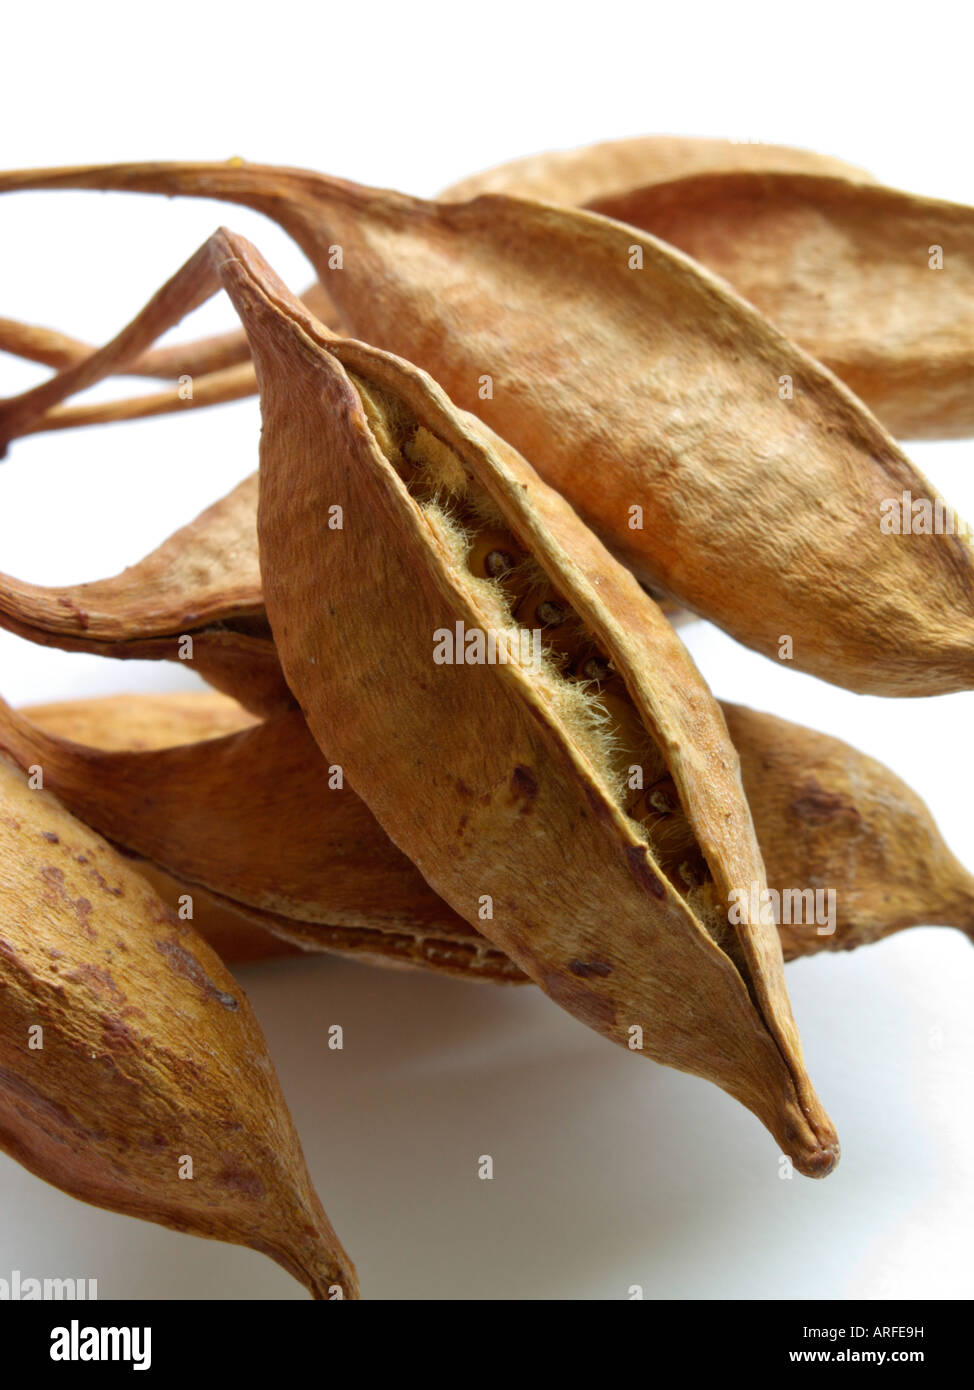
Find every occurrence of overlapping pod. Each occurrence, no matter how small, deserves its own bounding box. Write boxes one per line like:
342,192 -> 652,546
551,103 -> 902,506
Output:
0,137 -> 870,388
0,693 -> 516,982
2,162 -> 973,694
721,703 -> 974,959
156,231 -> 839,1176
0,752 -> 357,1298
16,692 -> 293,966
23,689 -> 257,749
0,475 -> 289,715
439,133 -> 875,204
589,171 -> 974,439
19,688 -> 972,977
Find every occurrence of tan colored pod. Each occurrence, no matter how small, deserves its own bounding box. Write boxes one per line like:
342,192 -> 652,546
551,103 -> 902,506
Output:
0,138 -> 870,389
0,751 -> 357,1298
19,692 -> 292,967
24,689 -> 257,748
0,699 -> 463,936
0,475 -> 289,716
590,171 -> 974,439
2,162 -> 971,694
21,687 -> 972,973
723,703 -> 974,959
0,694 -> 521,984
440,133 -> 874,204
157,231 -> 841,1176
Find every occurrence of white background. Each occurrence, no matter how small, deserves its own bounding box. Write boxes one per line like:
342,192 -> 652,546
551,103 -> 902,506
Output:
1,0 -> 972,1300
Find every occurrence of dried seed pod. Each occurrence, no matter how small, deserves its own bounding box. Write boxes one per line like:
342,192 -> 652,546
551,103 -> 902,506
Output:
132,863 -> 304,965
0,751 -> 357,1298
724,703 -> 974,959
0,138 -> 869,390
198,232 -> 836,1176
0,474 -> 291,716
25,686 -> 973,975
589,171 -> 974,439
24,689 -> 257,749
19,692 -> 290,966
4,162 -> 972,693
439,133 -> 875,204
0,698 -> 463,936
5,226 -> 832,1156
0,693 -> 521,984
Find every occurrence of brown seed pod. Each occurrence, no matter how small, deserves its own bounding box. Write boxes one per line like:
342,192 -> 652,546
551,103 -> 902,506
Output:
0,475 -> 291,716
723,703 -> 974,959
3,226 -> 834,1163
0,694 -> 521,985
19,692 -> 292,967
440,133 -> 875,204
2,162 -> 971,694
0,137 -> 870,390
189,231 -> 836,1176
23,688 -> 973,975
24,689 -> 257,749
0,751 -> 357,1298
589,171 -> 974,439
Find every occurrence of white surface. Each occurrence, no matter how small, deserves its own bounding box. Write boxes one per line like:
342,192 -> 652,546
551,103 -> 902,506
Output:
1,0 -> 972,1300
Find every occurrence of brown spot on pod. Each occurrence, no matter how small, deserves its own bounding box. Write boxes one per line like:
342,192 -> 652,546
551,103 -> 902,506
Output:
510,765 -> 538,804
154,937 -> 239,1010
569,959 -> 614,978
789,779 -> 862,827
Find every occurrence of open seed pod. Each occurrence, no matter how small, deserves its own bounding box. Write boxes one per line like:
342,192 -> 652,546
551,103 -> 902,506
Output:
589,171 -> 974,439
2,163 -> 973,694
131,230 -> 841,1177
0,751 -> 357,1298
0,474 -> 290,716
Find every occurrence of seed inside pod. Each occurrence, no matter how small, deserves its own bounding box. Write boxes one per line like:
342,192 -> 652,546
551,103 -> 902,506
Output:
576,653 -> 613,685
534,595 -> 569,627
349,372 -> 728,921
675,851 -> 710,891
647,779 -> 679,816
355,387 -> 721,914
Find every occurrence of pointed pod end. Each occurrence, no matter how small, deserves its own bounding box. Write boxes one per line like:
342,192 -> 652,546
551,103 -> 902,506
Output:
274,1239 -> 361,1301
793,1136 -> 841,1179
259,1197 -> 361,1300
291,1211 -> 361,1301
781,1114 -> 840,1179
755,1077 -> 840,1179
307,1264 -> 361,1302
